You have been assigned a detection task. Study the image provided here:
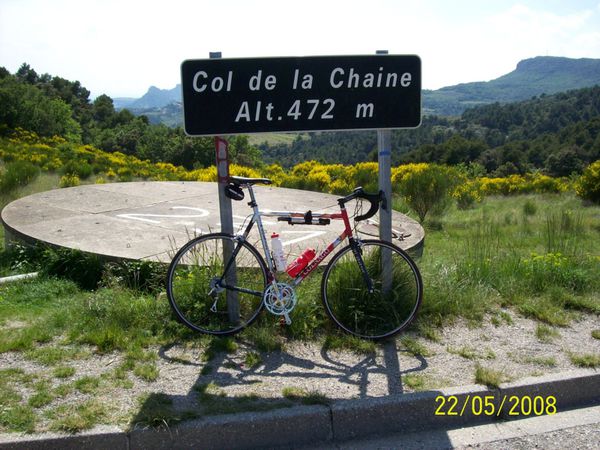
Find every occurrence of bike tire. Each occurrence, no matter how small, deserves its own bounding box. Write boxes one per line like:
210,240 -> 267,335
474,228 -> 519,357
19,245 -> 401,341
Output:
166,233 -> 268,336
321,239 -> 423,340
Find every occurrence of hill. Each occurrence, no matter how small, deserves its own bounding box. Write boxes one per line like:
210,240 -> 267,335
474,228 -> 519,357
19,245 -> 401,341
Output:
424,56 -> 600,115
128,85 -> 181,109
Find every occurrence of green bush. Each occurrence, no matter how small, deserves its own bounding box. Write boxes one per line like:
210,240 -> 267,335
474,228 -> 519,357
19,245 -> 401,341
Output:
61,160 -> 93,179
40,247 -> 104,290
397,164 -> 459,222
576,160 -> 600,204
104,260 -> 167,293
0,161 -> 40,193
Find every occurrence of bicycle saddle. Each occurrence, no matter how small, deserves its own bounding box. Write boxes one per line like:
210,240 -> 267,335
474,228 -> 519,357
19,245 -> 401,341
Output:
229,176 -> 272,186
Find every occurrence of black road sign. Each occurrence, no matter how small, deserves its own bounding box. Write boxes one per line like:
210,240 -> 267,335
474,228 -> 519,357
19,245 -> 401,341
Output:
181,55 -> 421,136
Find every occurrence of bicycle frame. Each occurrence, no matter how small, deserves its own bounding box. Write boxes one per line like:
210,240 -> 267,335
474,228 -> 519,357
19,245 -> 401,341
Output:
168,177 -> 421,339
237,184 -> 358,287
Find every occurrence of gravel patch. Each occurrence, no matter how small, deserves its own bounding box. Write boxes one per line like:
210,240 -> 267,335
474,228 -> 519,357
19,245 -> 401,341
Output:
0,312 -> 598,434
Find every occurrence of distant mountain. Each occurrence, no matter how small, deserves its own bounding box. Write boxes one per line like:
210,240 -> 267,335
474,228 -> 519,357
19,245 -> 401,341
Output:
424,56 -> 600,115
127,85 -> 181,109
113,97 -> 137,109
120,56 -> 600,123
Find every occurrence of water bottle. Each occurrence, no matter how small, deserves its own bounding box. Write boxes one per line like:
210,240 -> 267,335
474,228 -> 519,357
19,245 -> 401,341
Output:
271,233 -> 287,272
286,248 -> 316,277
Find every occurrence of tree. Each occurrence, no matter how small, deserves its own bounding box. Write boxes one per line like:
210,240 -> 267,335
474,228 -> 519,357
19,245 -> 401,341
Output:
92,94 -> 116,126
16,63 -> 39,84
545,146 -> 585,177
0,75 -> 80,138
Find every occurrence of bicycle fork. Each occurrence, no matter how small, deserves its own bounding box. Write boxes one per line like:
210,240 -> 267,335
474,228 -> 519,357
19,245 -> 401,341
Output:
349,239 -> 375,294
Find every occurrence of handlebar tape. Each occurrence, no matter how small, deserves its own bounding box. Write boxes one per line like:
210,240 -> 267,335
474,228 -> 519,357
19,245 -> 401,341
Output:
340,188 -> 383,222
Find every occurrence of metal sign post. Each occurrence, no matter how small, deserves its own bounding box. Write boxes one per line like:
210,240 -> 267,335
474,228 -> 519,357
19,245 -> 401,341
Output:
376,50 -> 393,292
214,135 -> 233,234
211,52 -> 239,322
376,50 -> 393,244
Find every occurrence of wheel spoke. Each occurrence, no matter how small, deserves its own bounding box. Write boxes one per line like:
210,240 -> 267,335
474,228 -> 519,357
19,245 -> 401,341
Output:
166,234 -> 267,335
322,240 -> 422,340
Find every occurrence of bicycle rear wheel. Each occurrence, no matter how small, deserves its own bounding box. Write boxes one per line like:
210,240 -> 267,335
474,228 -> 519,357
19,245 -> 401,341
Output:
321,239 -> 422,340
166,233 -> 268,336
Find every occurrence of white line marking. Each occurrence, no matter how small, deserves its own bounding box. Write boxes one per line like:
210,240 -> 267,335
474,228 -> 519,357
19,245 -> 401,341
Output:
117,207 -> 210,224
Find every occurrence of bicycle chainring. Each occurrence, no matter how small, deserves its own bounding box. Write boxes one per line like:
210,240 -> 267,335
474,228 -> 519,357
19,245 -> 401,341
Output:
263,282 -> 297,316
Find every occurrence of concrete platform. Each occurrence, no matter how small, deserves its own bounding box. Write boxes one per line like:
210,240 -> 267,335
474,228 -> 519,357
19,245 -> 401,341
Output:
1,182 -> 424,262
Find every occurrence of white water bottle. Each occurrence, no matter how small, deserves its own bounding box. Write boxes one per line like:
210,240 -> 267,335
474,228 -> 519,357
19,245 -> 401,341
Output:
271,232 -> 287,272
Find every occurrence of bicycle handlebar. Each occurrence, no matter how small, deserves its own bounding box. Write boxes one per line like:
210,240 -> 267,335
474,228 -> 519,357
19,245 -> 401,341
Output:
338,187 -> 383,222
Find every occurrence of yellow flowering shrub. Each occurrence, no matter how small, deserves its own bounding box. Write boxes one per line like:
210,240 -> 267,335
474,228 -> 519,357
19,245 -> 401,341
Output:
59,174 -> 80,188
230,164 -> 262,179
453,179 -> 483,209
0,129 -> 584,202
575,160 -> 600,204
391,163 -> 430,192
192,166 -> 217,182
263,164 -> 288,186
479,173 -> 570,196
291,160 -> 319,178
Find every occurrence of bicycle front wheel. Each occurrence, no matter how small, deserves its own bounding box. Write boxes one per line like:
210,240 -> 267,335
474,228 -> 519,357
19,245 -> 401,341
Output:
166,233 -> 268,336
321,239 -> 422,340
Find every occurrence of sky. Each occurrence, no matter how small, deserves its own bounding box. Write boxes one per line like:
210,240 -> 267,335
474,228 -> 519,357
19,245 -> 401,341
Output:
1,0 -> 600,99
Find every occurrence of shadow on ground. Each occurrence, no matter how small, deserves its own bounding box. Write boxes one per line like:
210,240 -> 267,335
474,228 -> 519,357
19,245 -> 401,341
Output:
131,339 -> 429,430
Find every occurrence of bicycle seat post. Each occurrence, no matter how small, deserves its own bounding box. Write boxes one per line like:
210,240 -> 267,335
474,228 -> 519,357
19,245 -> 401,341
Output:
243,183 -> 275,274
245,183 -> 258,208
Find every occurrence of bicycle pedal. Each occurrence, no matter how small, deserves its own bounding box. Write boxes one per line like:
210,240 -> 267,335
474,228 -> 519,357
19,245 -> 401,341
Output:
279,317 -> 286,327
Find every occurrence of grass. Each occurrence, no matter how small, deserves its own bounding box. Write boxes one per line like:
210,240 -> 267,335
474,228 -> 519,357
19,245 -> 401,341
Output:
247,132 -> 306,147
194,382 -> 292,416
28,382 -> 54,408
131,393 -> 189,429
0,405 -> 36,433
244,351 -> 262,369
48,400 -> 107,433
522,356 -> 557,367
447,345 -> 495,360
281,386 -> 329,405
322,333 -> 376,354
535,324 -> 560,343
491,310 -> 514,326
74,376 -> 101,394
133,364 -> 160,382
403,374 -> 428,391
400,336 -> 433,357
569,353 -> 600,368
419,194 -> 600,326
474,365 -> 506,389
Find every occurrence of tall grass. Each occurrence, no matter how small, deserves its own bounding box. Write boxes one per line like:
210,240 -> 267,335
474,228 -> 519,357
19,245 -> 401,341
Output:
543,209 -> 585,256
417,194 -> 600,327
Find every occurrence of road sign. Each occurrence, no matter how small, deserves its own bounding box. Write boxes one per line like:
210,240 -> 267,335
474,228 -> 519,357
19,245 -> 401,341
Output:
181,55 -> 421,136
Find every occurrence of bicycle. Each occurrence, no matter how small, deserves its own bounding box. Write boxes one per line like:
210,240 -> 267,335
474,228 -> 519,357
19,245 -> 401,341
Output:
166,176 -> 423,340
